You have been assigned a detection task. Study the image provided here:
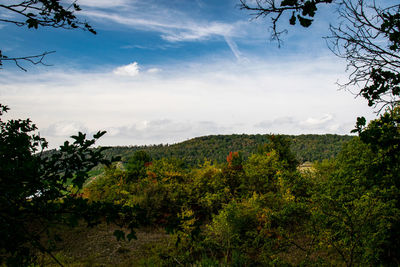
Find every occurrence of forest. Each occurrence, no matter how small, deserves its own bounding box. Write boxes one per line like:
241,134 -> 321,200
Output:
98,134 -> 353,167
1,0 -> 400,266
1,105 -> 399,265
81,127 -> 400,266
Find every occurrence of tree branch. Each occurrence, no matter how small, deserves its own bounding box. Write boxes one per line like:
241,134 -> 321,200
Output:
0,51 -> 56,72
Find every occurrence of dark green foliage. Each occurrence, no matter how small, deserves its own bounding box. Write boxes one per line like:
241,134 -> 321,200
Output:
0,104 -> 138,265
351,106 -> 400,264
242,150 -> 282,194
312,136 -> 400,266
381,11 -> 400,51
125,150 -> 152,182
258,134 -> 299,171
361,69 -> 400,107
96,134 -> 353,169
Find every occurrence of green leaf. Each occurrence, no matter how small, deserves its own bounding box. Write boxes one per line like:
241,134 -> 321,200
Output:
93,130 -> 106,139
290,12 -> 296,25
113,230 -> 126,241
297,15 -> 313,27
281,0 -> 297,7
127,231 -> 137,241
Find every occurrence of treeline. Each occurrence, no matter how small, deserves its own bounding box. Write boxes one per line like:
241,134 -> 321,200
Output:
101,134 -> 353,166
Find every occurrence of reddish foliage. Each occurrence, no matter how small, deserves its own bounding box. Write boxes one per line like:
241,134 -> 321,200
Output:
227,151 -> 243,170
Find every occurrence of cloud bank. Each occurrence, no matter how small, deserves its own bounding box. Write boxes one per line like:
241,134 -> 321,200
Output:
0,56 -> 374,148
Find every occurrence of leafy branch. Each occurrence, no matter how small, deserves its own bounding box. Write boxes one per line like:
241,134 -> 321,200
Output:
0,0 -> 96,70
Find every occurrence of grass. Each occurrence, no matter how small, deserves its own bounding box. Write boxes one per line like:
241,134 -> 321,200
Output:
38,222 -> 172,266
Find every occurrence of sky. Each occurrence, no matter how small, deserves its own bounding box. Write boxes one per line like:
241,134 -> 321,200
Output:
0,0 -> 377,148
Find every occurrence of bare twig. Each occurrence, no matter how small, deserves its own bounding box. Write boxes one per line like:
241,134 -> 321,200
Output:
0,51 -> 56,71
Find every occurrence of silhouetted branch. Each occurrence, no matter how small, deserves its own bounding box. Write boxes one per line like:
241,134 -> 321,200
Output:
326,0 -> 400,109
0,1 -> 95,33
0,0 -> 95,71
239,0 -> 334,45
0,51 -> 56,72
239,0 -> 399,110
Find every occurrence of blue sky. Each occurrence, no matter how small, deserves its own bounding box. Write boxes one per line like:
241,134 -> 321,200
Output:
0,0 -> 376,148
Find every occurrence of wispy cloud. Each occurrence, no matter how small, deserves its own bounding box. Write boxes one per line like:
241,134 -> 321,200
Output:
224,36 -> 247,62
147,68 -> 161,74
78,0 -> 131,8
160,22 -> 234,42
84,9 -> 236,43
255,114 -> 350,134
80,2 -> 247,58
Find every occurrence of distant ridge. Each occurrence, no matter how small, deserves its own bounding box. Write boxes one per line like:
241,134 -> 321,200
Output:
101,134 -> 354,166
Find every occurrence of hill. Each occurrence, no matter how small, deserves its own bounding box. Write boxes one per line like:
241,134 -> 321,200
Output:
100,134 -> 354,166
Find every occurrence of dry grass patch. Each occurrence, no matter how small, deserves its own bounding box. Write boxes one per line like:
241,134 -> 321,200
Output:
39,222 -> 172,266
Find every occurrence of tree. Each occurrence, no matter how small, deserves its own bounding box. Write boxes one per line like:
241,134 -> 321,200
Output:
126,150 -> 152,182
240,1 -> 400,264
327,0 -> 400,109
311,136 -> 400,265
258,135 -> 299,171
0,104 -> 139,266
240,0 -> 399,109
0,0 -> 95,71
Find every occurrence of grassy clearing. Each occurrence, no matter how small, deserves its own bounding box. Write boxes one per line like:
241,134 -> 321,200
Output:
38,223 -> 172,266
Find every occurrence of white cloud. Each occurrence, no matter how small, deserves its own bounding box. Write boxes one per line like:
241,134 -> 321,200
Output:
53,119 -> 229,146
255,117 -> 297,128
0,56 -> 375,148
255,114 -> 352,134
106,119 -> 228,145
147,68 -> 161,74
113,62 -> 140,77
41,121 -> 88,137
300,114 -> 334,128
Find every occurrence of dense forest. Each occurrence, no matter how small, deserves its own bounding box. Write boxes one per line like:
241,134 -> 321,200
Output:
2,105 -> 400,266
5,115 -> 394,265
82,117 -> 400,265
100,134 -> 353,167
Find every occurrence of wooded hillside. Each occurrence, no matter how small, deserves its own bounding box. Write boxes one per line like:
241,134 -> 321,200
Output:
101,134 -> 353,166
